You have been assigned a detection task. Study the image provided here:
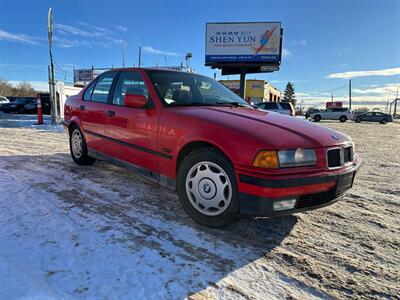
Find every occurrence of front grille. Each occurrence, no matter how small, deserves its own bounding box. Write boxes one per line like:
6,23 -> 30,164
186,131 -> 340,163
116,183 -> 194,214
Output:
296,191 -> 344,209
327,146 -> 354,168
327,149 -> 341,168
343,146 -> 353,163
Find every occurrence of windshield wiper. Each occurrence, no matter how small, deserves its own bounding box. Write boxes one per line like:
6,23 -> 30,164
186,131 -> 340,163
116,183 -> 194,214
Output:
216,101 -> 251,108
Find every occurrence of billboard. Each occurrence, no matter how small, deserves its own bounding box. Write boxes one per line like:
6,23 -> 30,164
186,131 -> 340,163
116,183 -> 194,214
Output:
73,69 -> 94,84
205,22 -> 282,65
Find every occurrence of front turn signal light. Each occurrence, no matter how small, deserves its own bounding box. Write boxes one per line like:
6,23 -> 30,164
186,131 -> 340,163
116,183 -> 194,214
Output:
252,150 -> 279,169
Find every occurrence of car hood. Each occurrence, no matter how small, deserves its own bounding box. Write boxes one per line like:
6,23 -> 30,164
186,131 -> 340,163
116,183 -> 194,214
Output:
175,106 -> 351,149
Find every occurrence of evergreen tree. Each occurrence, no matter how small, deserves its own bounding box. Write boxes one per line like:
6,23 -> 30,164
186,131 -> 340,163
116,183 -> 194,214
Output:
283,82 -> 296,106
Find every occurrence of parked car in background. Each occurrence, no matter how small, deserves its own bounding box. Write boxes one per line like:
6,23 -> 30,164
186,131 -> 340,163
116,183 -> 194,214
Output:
0,96 -> 10,111
310,107 -> 353,122
2,97 -> 37,114
63,68 -> 360,228
256,101 -> 295,116
305,108 -> 320,119
354,112 -> 393,124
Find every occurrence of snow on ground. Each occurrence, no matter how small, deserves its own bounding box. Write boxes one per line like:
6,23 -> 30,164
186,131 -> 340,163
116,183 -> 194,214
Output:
0,112 -> 63,132
0,113 -> 399,299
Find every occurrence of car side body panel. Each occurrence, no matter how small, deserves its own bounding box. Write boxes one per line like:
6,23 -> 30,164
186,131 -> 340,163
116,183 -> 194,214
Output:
63,68 -> 361,219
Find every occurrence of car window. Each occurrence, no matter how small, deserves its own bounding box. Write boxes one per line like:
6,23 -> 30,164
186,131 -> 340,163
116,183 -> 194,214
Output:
264,102 -> 279,109
279,102 -> 291,110
91,72 -> 117,103
83,81 -> 96,101
375,112 -> 383,116
365,112 -> 373,116
257,103 -> 266,109
112,71 -> 149,106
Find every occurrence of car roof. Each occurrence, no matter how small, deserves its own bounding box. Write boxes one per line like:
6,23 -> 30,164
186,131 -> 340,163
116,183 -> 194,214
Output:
101,67 -> 201,76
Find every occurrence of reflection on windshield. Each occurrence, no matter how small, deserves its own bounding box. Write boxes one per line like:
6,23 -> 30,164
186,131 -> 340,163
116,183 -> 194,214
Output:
148,70 -> 252,108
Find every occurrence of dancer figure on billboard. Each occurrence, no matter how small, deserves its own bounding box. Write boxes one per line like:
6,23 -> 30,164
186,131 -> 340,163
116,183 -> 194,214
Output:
254,26 -> 277,54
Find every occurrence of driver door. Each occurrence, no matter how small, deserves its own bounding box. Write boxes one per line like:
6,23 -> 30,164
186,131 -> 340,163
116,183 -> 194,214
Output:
103,70 -> 159,174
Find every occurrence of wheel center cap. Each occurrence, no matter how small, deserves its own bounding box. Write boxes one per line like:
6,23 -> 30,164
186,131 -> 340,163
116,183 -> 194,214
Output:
198,178 -> 216,200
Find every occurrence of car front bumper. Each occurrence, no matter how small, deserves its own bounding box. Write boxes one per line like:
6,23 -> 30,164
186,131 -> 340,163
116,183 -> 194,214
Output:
237,157 -> 361,217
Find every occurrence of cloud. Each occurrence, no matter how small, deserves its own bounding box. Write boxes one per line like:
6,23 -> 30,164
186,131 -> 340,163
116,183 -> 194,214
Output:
297,83 -> 400,109
54,23 -> 93,37
0,29 -> 39,45
0,64 -> 46,69
353,83 -> 400,95
270,79 -> 308,84
289,40 -> 307,46
53,23 -> 128,48
142,46 -> 180,57
115,25 -> 127,32
327,67 -> 400,79
282,48 -> 292,58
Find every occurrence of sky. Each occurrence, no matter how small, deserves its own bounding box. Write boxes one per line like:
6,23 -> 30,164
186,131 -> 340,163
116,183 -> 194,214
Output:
0,0 -> 399,109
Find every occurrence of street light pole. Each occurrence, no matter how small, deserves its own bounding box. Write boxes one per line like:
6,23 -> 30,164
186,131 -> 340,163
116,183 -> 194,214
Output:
48,7 -> 57,124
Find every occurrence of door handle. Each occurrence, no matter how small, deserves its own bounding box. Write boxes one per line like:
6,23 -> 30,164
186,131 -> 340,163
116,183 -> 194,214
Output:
79,105 -> 85,110
107,110 -> 115,117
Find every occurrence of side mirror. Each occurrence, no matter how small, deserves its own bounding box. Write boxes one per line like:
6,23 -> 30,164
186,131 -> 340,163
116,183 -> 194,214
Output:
124,94 -> 147,108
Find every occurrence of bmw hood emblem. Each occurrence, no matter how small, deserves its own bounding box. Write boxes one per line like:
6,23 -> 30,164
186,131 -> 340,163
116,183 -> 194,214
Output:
330,134 -> 341,141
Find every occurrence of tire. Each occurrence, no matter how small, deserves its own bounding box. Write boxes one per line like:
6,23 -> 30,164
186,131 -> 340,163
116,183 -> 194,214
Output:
69,125 -> 95,165
355,117 -> 362,123
339,116 -> 347,122
313,115 -> 321,122
177,148 -> 239,228
380,119 -> 388,124
18,107 -> 25,114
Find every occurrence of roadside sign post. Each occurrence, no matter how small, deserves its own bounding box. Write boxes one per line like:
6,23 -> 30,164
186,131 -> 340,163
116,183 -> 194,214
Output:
205,22 -> 283,100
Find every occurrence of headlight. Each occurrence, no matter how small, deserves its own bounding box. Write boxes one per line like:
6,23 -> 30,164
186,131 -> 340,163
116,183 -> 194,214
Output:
278,149 -> 317,167
253,149 -> 317,169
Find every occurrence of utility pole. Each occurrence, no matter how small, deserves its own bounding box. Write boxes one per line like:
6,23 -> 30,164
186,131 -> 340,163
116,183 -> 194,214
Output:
349,79 -> 352,110
331,93 -> 334,102
386,96 -> 389,114
394,87 -> 399,117
138,46 -> 142,67
122,42 -> 125,68
48,7 -> 57,124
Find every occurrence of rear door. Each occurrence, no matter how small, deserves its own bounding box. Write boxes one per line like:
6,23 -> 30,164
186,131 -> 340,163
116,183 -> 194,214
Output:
103,70 -> 160,174
80,71 -> 118,152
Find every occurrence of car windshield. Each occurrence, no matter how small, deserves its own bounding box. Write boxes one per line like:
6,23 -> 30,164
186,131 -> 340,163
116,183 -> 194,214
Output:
148,70 -> 251,107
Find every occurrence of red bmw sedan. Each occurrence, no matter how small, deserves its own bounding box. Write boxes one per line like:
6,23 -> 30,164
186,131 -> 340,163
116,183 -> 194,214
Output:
63,68 -> 361,227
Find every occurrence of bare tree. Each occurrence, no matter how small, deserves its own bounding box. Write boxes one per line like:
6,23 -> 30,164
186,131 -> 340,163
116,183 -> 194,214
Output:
0,79 -> 14,97
0,80 -> 37,97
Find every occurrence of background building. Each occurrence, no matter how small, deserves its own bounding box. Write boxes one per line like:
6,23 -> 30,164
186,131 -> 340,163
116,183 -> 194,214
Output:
219,79 -> 281,104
